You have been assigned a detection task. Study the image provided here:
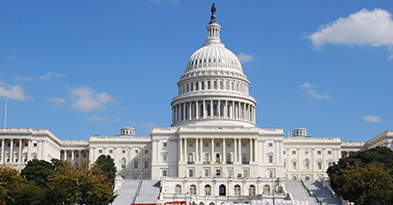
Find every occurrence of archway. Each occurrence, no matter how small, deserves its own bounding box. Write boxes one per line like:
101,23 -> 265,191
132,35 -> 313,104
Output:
219,184 -> 226,196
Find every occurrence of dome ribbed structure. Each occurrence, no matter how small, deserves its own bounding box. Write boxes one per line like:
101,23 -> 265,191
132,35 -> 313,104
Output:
171,8 -> 257,128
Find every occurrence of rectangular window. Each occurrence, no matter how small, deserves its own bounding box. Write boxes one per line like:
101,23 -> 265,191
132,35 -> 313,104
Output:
283,150 -> 286,154
216,169 -> 221,176
144,161 -> 148,169
268,143 -> 273,147
317,151 -> 321,154
189,169 -> 194,177
227,143 -> 231,147
163,154 -> 167,163
99,149 -> 103,154
34,143 -> 37,147
242,143 -> 247,147
205,169 -> 209,177
145,150 -> 148,154
293,162 -> 297,169
243,170 -> 248,178
163,170 -> 167,177
134,161 -> 138,169
135,150 -> 139,153
269,155 -> 273,163
109,150 -> 113,153
328,151 -> 332,154
216,143 -> 220,147
189,143 -> 193,147
269,170 -> 274,178
328,162 -> 332,167
163,142 -> 167,147
205,143 -> 209,147
318,162 -> 322,169
292,151 -> 296,154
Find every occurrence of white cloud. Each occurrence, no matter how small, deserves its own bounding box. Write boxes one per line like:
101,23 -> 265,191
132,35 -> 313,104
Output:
308,8 -> 393,60
300,82 -> 331,99
7,55 -> 16,61
237,52 -> 254,63
49,97 -> 66,106
14,76 -> 33,82
40,72 -> 65,80
70,86 -> 113,112
363,115 -> 382,123
0,85 -> 26,100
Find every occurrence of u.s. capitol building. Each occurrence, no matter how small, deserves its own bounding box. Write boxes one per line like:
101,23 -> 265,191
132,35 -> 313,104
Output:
0,5 -> 392,205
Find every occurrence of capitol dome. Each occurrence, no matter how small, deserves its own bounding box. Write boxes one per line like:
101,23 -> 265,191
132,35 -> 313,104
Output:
171,7 -> 257,128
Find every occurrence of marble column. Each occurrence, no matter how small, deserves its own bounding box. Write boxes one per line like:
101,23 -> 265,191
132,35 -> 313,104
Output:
196,101 -> 199,119
210,138 -> 214,164
234,138 -> 238,162
18,139 -> 22,163
179,139 -> 183,161
196,138 -> 199,162
238,138 -> 241,163
250,138 -> 253,162
223,138 -> 226,163
10,139 -> 13,162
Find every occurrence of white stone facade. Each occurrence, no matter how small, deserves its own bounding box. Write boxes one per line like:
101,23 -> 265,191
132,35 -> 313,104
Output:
0,5 -> 392,205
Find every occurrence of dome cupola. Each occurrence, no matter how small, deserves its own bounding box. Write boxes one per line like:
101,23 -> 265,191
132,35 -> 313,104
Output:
171,4 -> 257,128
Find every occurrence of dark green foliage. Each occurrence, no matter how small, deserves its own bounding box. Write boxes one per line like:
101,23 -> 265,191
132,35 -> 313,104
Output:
20,159 -> 54,187
327,147 -> 393,204
94,155 -> 117,186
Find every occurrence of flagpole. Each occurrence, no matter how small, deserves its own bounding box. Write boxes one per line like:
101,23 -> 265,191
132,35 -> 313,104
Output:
4,97 -> 7,128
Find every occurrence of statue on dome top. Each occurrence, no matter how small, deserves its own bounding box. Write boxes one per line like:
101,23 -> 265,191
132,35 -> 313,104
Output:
211,3 -> 216,15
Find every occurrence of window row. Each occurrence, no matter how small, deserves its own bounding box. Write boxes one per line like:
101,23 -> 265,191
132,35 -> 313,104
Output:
174,184 -> 271,196
121,158 -> 149,169
179,79 -> 248,95
186,56 -> 240,71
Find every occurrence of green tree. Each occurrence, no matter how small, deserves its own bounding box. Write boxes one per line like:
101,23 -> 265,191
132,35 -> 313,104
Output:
20,159 -> 54,187
46,161 -> 115,205
93,155 -> 117,186
327,147 -> 393,204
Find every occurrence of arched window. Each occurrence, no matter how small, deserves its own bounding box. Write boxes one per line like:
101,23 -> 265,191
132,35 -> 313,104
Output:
216,153 -> 220,163
242,153 -> 247,164
175,184 -> 182,193
305,159 -> 310,169
190,184 -> 197,195
234,185 -> 241,196
219,184 -> 226,196
263,185 -> 270,194
249,185 -> 256,196
121,158 -> 126,168
188,153 -> 193,164
204,185 -> 211,196
204,153 -> 209,163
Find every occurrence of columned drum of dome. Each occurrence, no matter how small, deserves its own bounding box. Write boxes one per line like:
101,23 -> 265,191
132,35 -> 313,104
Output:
171,7 -> 257,128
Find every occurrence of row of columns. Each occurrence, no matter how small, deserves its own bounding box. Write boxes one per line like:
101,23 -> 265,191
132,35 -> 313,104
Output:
0,138 -> 34,163
61,150 -> 89,163
172,100 -> 255,124
179,138 -> 257,164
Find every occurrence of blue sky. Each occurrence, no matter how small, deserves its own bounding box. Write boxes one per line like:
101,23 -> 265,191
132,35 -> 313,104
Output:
0,0 -> 392,141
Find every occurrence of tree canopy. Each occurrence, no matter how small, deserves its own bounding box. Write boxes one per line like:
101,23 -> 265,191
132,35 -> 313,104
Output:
93,155 -> 117,186
1,159 -> 115,205
327,147 -> 393,204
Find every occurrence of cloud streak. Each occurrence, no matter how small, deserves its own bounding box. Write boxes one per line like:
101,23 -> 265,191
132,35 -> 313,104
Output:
40,72 -> 65,80
0,85 -> 26,100
49,97 -> 66,106
237,52 -> 254,63
363,115 -> 382,123
308,8 -> 393,60
71,86 -> 113,112
300,82 -> 331,99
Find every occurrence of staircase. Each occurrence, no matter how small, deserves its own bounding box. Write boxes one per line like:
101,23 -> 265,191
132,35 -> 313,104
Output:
112,180 -> 140,205
285,180 -> 315,204
134,180 -> 161,204
303,181 -> 341,205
